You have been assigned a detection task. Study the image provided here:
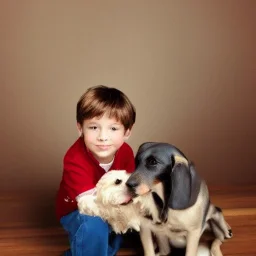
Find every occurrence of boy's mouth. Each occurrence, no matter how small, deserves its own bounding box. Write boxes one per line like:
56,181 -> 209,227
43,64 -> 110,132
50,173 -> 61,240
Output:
96,145 -> 111,150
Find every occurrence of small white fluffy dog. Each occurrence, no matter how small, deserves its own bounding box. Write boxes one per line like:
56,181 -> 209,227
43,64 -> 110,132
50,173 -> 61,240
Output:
78,170 -> 223,256
78,170 -> 141,234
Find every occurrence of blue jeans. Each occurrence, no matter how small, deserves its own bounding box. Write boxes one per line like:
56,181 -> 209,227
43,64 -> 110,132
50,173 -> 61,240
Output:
60,210 -> 123,256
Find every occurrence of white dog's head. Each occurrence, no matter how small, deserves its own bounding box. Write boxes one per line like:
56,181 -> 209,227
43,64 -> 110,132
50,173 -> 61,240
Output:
96,170 -> 132,206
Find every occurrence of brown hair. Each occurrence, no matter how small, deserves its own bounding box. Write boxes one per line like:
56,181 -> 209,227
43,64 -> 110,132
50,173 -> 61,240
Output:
77,85 -> 136,130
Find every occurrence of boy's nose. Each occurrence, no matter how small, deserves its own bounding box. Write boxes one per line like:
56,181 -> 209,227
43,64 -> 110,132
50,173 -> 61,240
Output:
98,130 -> 108,141
98,137 -> 108,141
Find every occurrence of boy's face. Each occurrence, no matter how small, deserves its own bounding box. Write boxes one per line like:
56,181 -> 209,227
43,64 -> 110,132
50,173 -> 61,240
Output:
77,114 -> 131,164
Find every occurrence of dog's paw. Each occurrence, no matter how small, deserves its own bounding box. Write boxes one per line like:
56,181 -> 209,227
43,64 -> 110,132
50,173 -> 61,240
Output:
111,222 -> 129,234
225,229 -> 233,239
197,243 -> 211,256
77,195 -> 98,216
77,200 -> 89,214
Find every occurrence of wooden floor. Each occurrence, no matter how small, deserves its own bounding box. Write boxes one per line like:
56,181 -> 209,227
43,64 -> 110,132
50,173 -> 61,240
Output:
0,185 -> 256,255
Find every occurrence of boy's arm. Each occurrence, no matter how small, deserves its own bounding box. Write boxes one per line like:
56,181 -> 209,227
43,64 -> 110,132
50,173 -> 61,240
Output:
62,154 -> 95,202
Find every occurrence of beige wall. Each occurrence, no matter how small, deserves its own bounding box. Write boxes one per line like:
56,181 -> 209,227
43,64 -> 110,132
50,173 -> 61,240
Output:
1,0 -> 256,194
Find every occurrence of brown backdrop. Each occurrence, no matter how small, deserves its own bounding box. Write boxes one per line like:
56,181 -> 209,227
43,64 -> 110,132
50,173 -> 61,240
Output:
0,0 -> 255,226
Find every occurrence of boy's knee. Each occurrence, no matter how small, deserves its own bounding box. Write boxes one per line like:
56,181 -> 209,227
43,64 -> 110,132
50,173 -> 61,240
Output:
61,211 -> 109,239
79,216 -> 109,239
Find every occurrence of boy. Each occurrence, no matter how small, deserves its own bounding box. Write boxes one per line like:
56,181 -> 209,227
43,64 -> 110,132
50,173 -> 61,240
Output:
56,85 -> 136,256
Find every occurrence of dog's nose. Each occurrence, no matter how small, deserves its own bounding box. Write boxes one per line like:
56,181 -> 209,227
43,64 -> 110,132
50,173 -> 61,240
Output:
126,179 -> 139,189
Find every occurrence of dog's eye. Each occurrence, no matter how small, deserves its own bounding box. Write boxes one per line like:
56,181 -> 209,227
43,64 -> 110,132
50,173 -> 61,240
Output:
146,156 -> 158,166
115,179 -> 122,185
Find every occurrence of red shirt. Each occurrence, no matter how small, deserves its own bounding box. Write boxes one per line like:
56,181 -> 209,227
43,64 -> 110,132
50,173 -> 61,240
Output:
56,137 -> 135,220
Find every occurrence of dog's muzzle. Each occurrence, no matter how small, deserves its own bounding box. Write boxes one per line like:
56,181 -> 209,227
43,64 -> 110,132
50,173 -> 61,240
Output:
126,177 -> 151,197
126,176 -> 139,196
120,197 -> 133,205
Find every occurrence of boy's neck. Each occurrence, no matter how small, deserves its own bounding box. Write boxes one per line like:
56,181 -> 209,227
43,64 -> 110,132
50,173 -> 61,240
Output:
99,158 -> 114,172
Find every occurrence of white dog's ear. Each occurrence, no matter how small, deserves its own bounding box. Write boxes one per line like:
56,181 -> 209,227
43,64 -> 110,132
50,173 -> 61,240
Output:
168,159 -> 201,210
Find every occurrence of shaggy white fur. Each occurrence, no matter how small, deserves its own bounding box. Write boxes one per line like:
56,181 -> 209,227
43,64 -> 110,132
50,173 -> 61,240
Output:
77,170 -> 141,234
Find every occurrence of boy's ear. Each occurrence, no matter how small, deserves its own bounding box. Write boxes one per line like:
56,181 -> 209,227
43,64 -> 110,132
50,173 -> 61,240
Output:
77,122 -> 83,137
124,129 -> 132,140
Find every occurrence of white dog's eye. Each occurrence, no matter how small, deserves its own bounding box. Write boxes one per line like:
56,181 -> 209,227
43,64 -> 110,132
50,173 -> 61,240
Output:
115,179 -> 122,185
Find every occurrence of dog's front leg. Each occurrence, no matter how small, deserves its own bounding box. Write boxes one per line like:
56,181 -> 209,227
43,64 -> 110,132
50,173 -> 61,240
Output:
140,226 -> 155,256
77,195 -> 100,216
185,229 -> 201,256
155,233 -> 171,256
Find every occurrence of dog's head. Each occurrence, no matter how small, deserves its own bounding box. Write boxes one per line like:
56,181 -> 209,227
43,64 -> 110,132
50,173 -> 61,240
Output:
126,142 -> 201,211
96,170 -> 133,206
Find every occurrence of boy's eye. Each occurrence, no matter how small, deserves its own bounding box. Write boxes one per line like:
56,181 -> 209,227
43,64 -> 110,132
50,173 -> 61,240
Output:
89,126 -> 97,130
111,127 -> 118,131
115,179 -> 122,185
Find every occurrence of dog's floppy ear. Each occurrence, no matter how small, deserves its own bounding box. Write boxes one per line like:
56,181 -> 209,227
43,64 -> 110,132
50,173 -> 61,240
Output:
168,156 -> 201,210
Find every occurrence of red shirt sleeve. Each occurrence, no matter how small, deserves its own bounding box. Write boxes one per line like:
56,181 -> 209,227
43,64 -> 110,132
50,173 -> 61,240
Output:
62,152 -> 95,201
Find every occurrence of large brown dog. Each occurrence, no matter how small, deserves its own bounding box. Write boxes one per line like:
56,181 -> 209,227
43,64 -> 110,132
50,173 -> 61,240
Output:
126,142 -> 232,256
